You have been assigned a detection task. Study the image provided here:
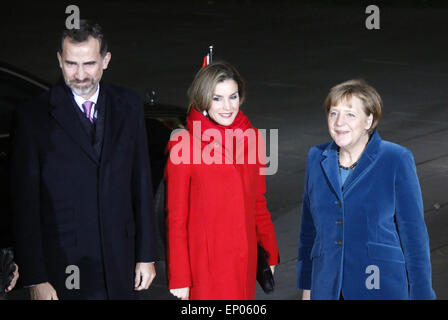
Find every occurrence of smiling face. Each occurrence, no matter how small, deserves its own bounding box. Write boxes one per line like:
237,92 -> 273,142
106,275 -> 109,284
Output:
327,95 -> 373,151
207,79 -> 240,126
57,36 -> 111,99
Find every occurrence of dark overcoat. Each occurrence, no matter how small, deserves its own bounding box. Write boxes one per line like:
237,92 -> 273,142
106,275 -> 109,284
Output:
10,80 -> 156,299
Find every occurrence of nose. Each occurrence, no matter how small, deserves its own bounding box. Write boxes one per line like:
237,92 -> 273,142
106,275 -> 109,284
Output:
75,65 -> 86,80
335,113 -> 344,126
222,98 -> 232,111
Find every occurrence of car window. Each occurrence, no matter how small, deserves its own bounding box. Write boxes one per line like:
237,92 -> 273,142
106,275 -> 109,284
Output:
0,68 -> 46,135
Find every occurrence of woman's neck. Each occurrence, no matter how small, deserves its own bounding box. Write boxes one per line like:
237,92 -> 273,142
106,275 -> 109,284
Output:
338,133 -> 370,168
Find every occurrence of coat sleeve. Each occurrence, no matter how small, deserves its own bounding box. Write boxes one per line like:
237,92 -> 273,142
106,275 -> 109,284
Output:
131,100 -> 157,263
10,106 -> 48,286
394,149 -> 436,300
297,149 -> 316,290
165,131 -> 193,289
0,148 -> 12,249
254,131 -> 279,266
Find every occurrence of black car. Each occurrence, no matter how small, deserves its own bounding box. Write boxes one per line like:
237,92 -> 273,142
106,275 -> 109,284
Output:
0,61 -> 185,261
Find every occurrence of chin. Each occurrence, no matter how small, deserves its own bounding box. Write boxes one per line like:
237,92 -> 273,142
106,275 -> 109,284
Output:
72,85 -> 96,97
332,136 -> 352,148
212,116 -> 236,126
222,119 -> 235,126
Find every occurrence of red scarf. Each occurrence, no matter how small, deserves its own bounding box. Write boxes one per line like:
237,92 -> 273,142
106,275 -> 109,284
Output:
186,107 -> 254,164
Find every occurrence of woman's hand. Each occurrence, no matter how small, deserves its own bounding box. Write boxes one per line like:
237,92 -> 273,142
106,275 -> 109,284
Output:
270,265 -> 276,274
302,289 -> 311,300
170,287 -> 190,300
5,263 -> 19,293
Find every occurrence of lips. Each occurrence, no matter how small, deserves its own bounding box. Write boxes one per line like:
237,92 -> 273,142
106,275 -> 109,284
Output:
219,113 -> 233,118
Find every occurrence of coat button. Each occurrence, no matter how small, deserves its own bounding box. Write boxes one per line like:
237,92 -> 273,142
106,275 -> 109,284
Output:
337,200 -> 342,207
337,220 -> 343,226
337,240 -> 342,246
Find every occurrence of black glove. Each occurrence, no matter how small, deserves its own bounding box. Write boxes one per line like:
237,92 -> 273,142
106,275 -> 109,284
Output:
256,244 -> 275,294
0,247 -> 16,293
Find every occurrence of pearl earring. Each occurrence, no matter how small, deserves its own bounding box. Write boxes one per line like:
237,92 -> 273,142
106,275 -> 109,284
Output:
203,110 -> 207,116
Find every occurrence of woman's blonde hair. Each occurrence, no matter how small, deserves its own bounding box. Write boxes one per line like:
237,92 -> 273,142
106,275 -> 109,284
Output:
324,79 -> 383,133
188,61 -> 246,112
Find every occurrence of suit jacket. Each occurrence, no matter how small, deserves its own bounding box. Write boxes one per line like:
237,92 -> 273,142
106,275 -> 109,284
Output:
10,80 -> 156,299
297,131 -> 435,300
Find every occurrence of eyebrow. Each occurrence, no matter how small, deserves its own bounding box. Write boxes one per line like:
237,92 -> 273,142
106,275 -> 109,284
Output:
330,105 -> 354,110
213,91 -> 239,97
64,60 -> 97,65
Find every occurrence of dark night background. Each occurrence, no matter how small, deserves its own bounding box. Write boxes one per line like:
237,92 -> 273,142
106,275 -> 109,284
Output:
1,0 -> 448,299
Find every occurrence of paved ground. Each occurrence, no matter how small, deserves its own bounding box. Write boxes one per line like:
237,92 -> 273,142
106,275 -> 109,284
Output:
1,1 -> 448,300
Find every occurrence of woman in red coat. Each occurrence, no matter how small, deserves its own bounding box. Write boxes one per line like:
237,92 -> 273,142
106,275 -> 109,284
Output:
165,62 -> 279,300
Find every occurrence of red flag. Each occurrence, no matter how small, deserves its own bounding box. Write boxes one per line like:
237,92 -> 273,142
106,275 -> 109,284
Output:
201,53 -> 210,68
201,45 -> 213,68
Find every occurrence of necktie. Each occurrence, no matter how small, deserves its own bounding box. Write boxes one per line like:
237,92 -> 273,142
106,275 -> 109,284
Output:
82,101 -> 95,123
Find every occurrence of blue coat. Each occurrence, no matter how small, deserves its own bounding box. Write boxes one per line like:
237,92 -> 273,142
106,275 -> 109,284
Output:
297,131 -> 435,300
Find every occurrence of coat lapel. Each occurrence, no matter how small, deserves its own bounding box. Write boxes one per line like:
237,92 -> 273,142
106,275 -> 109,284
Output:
49,81 -> 99,165
342,131 -> 381,195
320,131 -> 382,200
100,83 -> 129,166
320,142 -> 343,201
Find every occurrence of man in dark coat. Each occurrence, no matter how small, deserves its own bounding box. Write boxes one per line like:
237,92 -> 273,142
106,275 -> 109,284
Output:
10,20 -> 156,299
0,178 -> 19,295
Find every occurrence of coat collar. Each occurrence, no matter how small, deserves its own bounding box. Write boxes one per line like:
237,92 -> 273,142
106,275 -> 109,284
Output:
320,131 -> 382,199
49,79 -> 129,166
49,79 -> 99,164
186,107 -> 254,165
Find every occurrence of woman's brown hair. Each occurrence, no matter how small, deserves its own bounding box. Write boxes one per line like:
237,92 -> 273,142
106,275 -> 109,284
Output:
324,79 -> 383,133
188,61 -> 246,112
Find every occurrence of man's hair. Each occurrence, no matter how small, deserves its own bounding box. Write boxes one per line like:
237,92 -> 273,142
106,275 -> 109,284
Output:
59,20 -> 108,56
188,61 -> 246,112
324,79 -> 383,134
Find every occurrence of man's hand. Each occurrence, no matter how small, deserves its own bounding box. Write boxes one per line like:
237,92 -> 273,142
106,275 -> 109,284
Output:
270,265 -> 276,275
134,262 -> 156,291
170,287 -> 190,300
5,263 -> 19,293
30,282 -> 59,300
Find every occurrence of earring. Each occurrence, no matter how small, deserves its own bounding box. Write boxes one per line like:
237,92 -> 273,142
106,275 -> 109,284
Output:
203,110 -> 207,116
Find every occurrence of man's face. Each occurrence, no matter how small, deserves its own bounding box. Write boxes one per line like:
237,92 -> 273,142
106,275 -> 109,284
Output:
57,36 -> 111,99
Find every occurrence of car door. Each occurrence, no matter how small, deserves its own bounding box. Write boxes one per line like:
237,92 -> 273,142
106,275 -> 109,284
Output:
0,65 -> 47,247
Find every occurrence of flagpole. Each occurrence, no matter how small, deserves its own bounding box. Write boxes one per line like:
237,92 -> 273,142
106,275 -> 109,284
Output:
209,45 -> 213,63
189,45 -> 215,113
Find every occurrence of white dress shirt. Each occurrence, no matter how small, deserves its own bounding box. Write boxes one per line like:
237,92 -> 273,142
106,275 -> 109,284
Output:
72,84 -> 100,121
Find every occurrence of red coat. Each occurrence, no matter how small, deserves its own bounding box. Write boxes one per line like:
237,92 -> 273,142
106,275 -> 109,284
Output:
165,108 -> 279,300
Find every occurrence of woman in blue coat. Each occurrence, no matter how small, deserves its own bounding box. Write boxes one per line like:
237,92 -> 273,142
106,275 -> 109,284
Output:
297,79 -> 435,300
